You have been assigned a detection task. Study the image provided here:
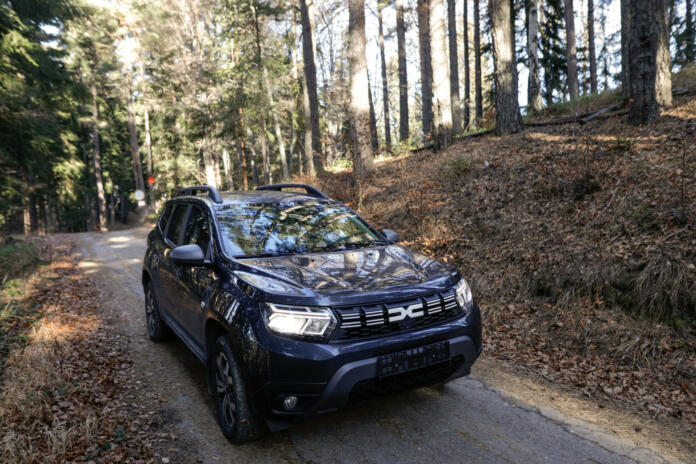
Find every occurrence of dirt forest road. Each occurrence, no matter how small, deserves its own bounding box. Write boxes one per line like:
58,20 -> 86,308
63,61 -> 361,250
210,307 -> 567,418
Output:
72,227 -> 681,464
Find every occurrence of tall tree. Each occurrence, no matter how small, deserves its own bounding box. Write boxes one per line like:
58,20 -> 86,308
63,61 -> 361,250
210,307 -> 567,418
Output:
252,5 -> 270,184
564,0 -> 579,99
490,0 -> 523,134
463,0 -> 471,127
90,67 -> 107,230
526,0 -> 543,112
125,70 -> 146,200
686,0 -> 695,63
368,78 -> 379,151
417,0 -> 434,140
474,0 -> 483,119
431,0 -> 454,148
587,0 -> 598,93
377,1 -> 392,152
299,0 -> 322,176
621,0 -> 630,97
348,0 -> 374,177
628,0 -> 672,124
395,0 -> 409,141
447,0 -> 462,133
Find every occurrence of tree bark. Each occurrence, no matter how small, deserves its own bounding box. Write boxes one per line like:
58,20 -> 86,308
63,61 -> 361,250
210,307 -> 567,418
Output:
621,0 -> 630,97
431,0 -> 454,148
417,0 -> 434,141
564,0 -> 579,100
368,78 -> 379,152
447,0 -> 462,133
222,146 -> 234,190
463,0 -> 471,128
687,0 -> 695,63
139,60 -> 153,210
377,1 -> 392,152
348,0 -> 374,178
490,0 -> 523,135
395,0 -> 409,141
587,0 -> 598,94
474,0 -> 483,119
125,71 -> 145,200
264,68 -> 289,179
299,0 -> 323,176
90,68 -> 106,230
252,7 -> 271,185
526,0 -> 544,112
628,0 -> 672,124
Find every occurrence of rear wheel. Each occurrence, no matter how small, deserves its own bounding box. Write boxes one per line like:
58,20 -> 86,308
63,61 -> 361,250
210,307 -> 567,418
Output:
212,335 -> 264,443
144,280 -> 173,342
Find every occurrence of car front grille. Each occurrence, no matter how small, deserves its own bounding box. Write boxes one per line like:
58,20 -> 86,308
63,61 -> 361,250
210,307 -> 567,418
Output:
348,356 -> 465,404
332,289 -> 462,341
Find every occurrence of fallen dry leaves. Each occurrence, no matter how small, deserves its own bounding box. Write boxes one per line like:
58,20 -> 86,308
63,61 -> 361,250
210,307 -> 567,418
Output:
0,237 -> 172,463
311,93 -> 696,428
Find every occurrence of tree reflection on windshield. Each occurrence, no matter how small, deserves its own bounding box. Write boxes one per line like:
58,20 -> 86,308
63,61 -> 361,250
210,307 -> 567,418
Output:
216,200 -> 384,257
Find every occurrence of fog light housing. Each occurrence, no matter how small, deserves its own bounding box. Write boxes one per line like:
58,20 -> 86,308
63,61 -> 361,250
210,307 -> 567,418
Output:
283,395 -> 298,410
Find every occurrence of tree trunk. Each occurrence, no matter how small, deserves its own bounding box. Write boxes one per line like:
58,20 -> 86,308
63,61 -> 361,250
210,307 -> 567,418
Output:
628,0 -> 671,124
621,0 -> 630,97
447,0 -> 462,134
463,0 -> 471,128
564,0 -> 579,100
125,72 -> 145,200
686,0 -> 695,63
299,0 -> 323,176
90,69 -> 106,230
417,0 -> 434,141
431,0 -> 454,148
377,2 -> 392,152
368,78 -> 379,152
490,0 -> 523,135
588,0 -> 598,93
222,146 -> 234,190
252,7 -> 271,185
139,61 -> 153,211
263,67 -> 289,180
526,0 -> 544,112
348,0 -> 374,178
395,0 -> 409,141
203,149 -> 217,187
474,0 -> 483,119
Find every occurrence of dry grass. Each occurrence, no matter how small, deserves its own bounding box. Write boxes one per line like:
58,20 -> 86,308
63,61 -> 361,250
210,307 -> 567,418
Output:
0,238 -> 164,463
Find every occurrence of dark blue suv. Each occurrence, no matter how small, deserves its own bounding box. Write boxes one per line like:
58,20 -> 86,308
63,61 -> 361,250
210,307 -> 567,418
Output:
142,184 -> 482,443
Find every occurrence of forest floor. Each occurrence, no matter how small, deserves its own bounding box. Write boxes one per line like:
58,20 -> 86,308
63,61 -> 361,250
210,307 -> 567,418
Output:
311,86 -> 696,456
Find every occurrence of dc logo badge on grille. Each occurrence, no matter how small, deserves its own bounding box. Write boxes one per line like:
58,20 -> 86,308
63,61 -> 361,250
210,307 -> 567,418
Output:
388,303 -> 424,323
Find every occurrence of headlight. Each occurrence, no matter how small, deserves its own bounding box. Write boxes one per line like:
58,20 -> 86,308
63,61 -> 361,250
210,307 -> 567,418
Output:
455,278 -> 473,313
263,303 -> 337,339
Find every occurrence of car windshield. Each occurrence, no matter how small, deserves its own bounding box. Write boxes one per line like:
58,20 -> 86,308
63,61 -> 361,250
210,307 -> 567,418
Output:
216,200 -> 385,258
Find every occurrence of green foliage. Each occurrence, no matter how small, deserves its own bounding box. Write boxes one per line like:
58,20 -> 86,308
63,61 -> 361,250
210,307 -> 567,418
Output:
445,156 -> 474,176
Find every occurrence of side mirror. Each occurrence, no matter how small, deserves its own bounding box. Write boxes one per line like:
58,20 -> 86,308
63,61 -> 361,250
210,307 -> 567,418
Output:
381,229 -> 399,243
170,244 -> 207,266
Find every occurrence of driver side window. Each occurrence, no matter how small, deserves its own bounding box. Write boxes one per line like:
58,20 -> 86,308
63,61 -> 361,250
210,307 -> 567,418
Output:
185,206 -> 211,252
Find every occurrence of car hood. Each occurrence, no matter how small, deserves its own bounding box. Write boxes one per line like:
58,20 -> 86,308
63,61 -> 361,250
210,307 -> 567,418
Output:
235,245 -> 458,303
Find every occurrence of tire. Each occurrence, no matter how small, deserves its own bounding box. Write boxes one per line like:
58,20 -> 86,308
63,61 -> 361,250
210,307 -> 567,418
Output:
212,335 -> 265,443
144,280 -> 173,342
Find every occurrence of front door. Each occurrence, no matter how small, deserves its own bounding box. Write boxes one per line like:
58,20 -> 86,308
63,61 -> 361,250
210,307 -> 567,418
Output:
179,205 -> 214,345
158,203 -> 190,326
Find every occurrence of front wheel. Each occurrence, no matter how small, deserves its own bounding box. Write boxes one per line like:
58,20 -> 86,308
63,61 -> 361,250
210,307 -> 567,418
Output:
212,335 -> 264,443
144,280 -> 173,342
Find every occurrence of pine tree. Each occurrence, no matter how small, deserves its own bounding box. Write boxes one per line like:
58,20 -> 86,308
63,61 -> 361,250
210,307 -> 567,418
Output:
395,0 -> 410,141
490,0 -> 523,134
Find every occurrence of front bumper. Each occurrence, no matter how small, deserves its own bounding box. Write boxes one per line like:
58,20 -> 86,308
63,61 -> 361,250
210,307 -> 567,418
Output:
250,303 -> 482,431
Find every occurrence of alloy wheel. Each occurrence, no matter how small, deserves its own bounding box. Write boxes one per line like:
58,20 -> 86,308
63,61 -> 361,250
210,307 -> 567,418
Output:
216,351 -> 237,428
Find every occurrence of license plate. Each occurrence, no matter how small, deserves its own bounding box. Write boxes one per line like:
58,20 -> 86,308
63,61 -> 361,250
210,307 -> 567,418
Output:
377,341 -> 450,378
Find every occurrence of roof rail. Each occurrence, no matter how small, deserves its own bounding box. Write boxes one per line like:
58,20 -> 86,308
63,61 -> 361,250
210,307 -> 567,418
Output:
176,185 -> 223,204
256,184 -> 328,200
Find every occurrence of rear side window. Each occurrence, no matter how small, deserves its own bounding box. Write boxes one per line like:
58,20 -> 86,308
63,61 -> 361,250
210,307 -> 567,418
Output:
184,207 -> 211,251
166,205 -> 188,245
158,204 -> 173,232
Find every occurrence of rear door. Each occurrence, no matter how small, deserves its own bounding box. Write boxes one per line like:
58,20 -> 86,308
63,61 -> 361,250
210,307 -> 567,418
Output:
158,203 -> 191,324
178,205 -> 214,345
